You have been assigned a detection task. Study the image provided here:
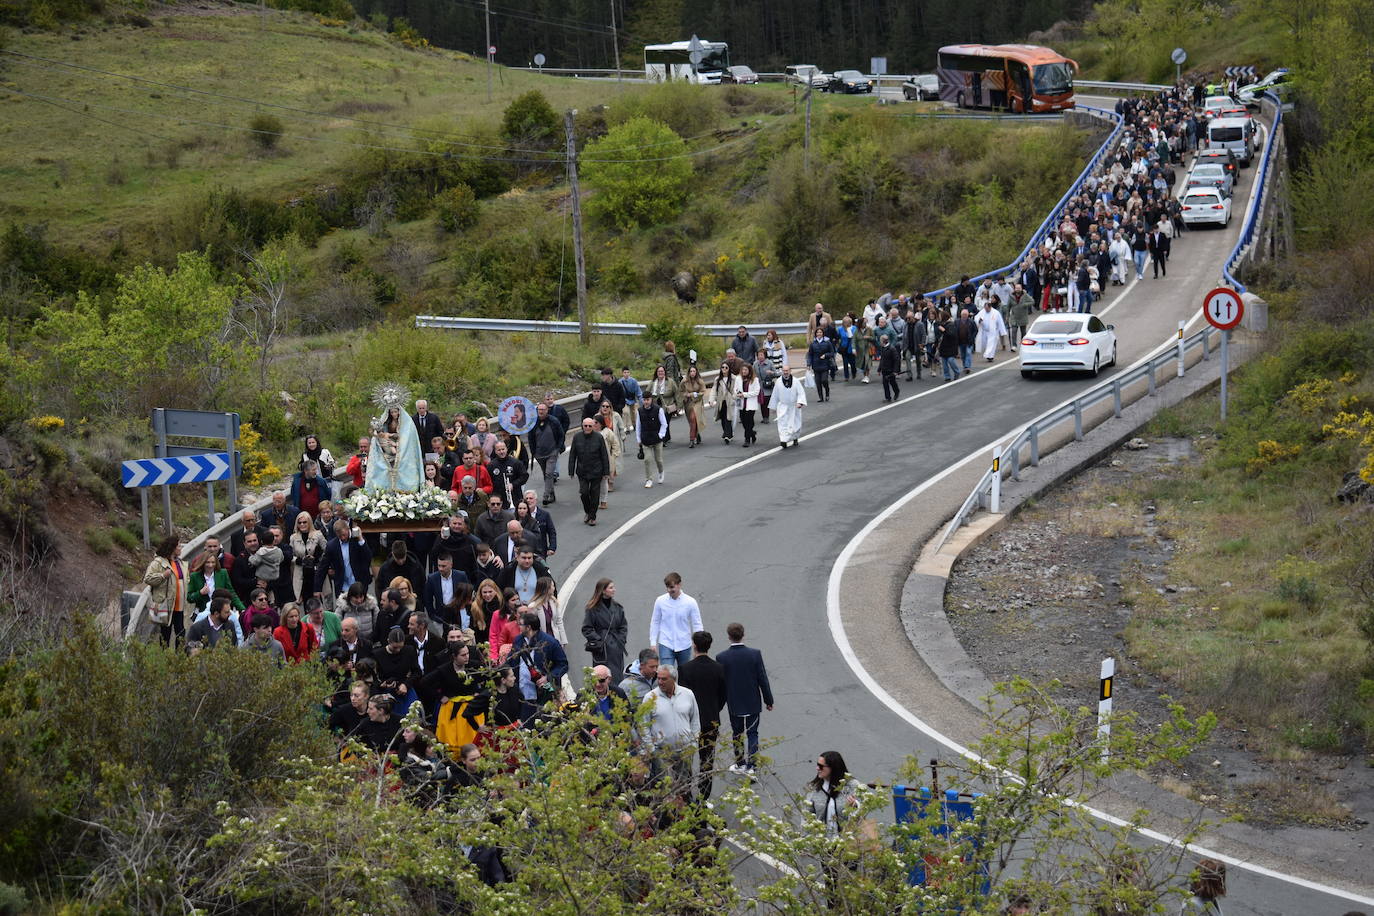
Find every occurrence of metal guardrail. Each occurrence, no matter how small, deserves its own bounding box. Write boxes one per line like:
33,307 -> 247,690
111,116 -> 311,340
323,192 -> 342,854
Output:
935,323 -> 1219,553
1076,79 -> 1170,92
1221,91 -> 1283,293
414,316 -> 809,337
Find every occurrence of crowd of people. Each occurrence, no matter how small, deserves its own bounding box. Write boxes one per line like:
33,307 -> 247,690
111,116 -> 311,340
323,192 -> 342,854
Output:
135,85 -> 1244,905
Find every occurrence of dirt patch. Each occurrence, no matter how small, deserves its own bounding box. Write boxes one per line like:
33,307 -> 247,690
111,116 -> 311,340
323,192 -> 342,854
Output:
946,437 -> 1374,831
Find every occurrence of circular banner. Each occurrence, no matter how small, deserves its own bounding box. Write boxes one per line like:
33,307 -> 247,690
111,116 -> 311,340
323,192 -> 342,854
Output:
498,396 -> 536,435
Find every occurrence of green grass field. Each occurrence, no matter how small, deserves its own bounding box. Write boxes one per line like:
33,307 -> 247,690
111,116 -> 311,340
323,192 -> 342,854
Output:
0,6 -> 696,247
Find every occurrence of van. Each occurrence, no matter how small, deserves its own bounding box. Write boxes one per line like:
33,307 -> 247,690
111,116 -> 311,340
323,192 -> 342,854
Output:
1207,117 -> 1255,167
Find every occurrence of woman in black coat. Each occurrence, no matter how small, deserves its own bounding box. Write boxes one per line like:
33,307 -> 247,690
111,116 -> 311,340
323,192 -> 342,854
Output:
580,577 -> 628,679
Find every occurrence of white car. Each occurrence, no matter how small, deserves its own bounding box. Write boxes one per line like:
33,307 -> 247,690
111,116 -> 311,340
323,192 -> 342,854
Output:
1237,68 -> 1289,105
1180,187 -> 1232,227
1202,95 -> 1237,118
1019,314 -> 1118,378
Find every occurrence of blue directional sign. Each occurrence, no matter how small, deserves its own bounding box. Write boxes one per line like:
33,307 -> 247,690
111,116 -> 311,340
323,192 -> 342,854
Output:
121,452 -> 232,488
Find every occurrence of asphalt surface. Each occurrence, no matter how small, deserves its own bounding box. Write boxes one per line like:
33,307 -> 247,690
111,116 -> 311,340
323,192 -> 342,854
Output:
527,113 -> 1374,909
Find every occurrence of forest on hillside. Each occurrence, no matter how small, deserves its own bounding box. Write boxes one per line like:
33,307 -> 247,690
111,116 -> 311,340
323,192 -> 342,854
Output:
344,0 -> 1093,72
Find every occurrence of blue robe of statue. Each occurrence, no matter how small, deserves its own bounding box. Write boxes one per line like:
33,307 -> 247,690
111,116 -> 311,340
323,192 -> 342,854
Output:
365,410 -> 424,492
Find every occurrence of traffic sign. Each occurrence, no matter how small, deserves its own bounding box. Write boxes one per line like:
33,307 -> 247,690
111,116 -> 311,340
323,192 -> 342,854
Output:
121,453 -> 232,488
1171,48 -> 1187,65
534,52 -> 546,67
488,45 -> 497,56
1203,286 -> 1244,330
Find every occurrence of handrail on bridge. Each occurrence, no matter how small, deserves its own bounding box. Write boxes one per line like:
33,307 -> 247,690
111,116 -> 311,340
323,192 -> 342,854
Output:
1221,91 -> 1283,293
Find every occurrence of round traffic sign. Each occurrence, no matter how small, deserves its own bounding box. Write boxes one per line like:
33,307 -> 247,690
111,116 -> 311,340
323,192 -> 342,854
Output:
534,52 -> 546,67
488,45 -> 497,56
1203,286 -> 1244,330
1171,47 -> 1187,65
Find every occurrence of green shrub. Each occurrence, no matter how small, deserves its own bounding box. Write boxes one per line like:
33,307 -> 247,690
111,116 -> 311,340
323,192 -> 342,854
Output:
581,118 -> 693,231
249,113 -> 285,151
640,304 -> 704,363
434,183 -> 479,233
110,527 -> 139,552
501,90 -> 560,151
83,528 -> 112,555
606,81 -> 722,139
0,881 -> 26,916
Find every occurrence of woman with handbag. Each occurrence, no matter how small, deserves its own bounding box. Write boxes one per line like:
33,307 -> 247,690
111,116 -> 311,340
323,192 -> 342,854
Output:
646,364 -> 681,445
681,365 -> 707,447
855,318 -> 875,384
289,511 -> 326,602
707,361 -> 738,444
144,535 -> 188,646
580,578 -> 628,681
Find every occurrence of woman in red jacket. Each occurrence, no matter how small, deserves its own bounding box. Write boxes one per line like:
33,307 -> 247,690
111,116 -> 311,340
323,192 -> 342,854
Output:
274,602 -> 319,664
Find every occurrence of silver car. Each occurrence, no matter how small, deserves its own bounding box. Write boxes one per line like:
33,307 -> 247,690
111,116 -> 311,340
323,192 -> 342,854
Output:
1185,162 -> 1235,199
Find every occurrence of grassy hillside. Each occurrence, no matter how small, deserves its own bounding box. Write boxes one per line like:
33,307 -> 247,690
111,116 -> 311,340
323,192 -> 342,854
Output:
0,5 -> 659,248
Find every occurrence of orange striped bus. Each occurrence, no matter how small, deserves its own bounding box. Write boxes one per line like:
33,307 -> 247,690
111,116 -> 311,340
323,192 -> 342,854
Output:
936,44 -> 1077,112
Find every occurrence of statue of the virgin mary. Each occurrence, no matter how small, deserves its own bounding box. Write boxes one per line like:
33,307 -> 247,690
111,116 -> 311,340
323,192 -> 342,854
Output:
364,382 -> 423,492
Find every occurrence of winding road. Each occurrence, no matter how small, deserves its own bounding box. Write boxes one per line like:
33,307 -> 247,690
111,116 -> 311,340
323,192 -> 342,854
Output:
527,103 -> 1374,911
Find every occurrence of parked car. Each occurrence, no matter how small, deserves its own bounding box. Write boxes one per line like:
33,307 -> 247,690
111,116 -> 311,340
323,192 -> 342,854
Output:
1237,67 -> 1289,105
901,74 -> 939,101
1180,187 -> 1232,228
825,69 -> 874,93
1185,162 -> 1235,198
1193,147 -> 1239,180
1019,314 -> 1117,378
784,64 -> 829,88
721,65 -> 760,85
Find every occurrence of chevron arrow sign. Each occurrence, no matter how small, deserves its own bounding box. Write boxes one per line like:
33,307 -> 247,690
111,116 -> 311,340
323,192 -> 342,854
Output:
121,452 -> 232,488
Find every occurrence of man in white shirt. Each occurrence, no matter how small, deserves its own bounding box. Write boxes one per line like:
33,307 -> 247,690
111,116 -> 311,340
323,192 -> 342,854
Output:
642,664 -> 700,797
649,571 -> 702,668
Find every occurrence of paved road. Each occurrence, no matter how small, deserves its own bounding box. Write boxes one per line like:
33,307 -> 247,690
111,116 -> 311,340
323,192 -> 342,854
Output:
529,123 -> 1372,909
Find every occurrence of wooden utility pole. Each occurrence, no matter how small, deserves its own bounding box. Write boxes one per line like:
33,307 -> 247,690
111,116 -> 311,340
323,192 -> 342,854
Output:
564,110 -> 589,345
484,0 -> 493,102
609,0 -> 621,83
803,85 -> 813,173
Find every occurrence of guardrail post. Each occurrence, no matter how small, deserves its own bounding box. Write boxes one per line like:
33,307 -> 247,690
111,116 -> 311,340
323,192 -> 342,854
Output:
1010,444 -> 1020,481
1176,320 -> 1186,377
1113,379 -> 1122,418
990,447 -> 1002,513
1029,426 -> 1040,466
1202,326 -> 1210,359
1073,402 -> 1084,441
1147,362 -> 1157,396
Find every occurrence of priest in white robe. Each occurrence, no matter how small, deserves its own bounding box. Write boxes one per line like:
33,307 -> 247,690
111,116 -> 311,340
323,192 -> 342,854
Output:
772,365 -> 807,449
975,302 -> 1008,361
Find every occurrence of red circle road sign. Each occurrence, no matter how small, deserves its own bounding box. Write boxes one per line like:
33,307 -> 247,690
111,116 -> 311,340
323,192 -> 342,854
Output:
1203,287 -> 1244,330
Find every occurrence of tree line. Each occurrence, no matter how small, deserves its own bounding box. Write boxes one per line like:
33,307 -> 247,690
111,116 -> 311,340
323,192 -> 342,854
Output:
345,0 -> 1093,72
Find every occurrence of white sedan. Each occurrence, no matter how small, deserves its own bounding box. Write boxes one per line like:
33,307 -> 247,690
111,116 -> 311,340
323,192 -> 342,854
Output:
1019,314 -> 1118,378
1181,187 -> 1231,227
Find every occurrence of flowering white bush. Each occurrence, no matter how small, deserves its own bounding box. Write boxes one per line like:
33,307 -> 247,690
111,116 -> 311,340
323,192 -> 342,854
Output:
343,484 -> 451,522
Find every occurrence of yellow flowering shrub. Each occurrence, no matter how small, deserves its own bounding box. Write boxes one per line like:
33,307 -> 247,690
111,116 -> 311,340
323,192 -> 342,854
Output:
25,415 -> 65,431
1246,439 -> 1303,474
236,423 -> 281,489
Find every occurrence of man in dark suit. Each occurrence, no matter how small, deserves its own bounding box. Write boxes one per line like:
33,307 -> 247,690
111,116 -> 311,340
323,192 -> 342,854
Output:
1149,227 -> 1171,278
412,399 -> 445,449
717,622 -> 774,776
315,520 -> 373,599
259,490 -> 299,532
326,615 -> 373,672
424,552 -> 472,626
432,513 -> 482,584
229,509 -> 270,558
678,630 -> 727,799
521,490 -> 558,558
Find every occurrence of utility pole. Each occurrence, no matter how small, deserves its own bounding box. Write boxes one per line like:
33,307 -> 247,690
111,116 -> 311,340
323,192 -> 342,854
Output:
484,0 -> 493,103
609,0 -> 621,83
564,110 -> 589,345
803,85 -> 813,173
